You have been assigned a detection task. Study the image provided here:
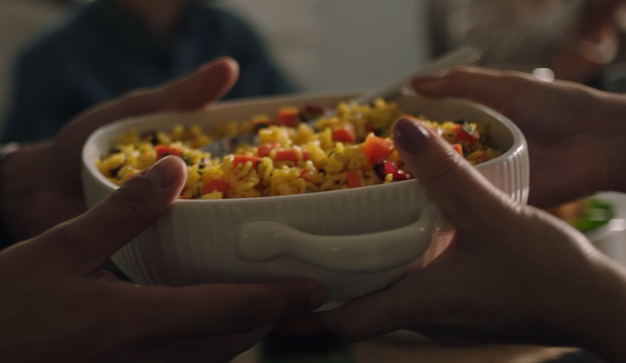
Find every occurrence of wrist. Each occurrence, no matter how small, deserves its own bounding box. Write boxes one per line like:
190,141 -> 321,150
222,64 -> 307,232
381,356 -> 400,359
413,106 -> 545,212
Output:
571,257 -> 626,362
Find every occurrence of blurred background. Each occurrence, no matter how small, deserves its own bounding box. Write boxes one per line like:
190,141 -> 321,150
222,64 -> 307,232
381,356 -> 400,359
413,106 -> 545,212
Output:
2,0 -> 626,362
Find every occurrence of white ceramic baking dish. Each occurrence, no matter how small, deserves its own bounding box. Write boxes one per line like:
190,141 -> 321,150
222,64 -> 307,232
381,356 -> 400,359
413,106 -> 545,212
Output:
82,91 -> 529,311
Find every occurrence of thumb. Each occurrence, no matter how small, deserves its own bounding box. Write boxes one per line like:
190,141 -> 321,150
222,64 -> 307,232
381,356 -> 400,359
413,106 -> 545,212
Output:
42,156 -> 187,273
393,117 -> 513,231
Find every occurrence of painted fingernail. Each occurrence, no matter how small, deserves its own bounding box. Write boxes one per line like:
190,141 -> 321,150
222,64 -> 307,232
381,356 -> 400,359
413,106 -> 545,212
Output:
309,286 -> 329,311
144,156 -> 181,188
394,118 -> 431,154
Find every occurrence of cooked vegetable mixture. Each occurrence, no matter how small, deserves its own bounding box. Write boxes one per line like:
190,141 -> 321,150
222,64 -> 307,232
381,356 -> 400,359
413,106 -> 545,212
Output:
96,99 -> 501,199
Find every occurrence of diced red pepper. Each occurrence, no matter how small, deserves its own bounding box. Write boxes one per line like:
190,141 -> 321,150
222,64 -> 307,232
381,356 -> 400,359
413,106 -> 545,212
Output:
299,169 -> 318,185
277,107 -> 300,127
332,124 -> 356,143
233,155 -> 263,169
346,170 -> 361,188
363,134 -> 394,165
204,179 -> 230,195
274,149 -> 309,164
257,143 -> 281,158
155,145 -> 183,160
451,125 -> 479,144
452,144 -> 463,156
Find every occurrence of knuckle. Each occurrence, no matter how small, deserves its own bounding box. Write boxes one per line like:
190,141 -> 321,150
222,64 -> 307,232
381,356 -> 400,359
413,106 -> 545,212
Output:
421,151 -> 465,185
111,177 -> 159,218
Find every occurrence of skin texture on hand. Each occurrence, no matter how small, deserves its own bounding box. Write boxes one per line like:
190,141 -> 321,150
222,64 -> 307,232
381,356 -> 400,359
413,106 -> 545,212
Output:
412,67 -> 626,208
0,156 -> 328,363
0,57 -> 239,242
317,118 -> 626,362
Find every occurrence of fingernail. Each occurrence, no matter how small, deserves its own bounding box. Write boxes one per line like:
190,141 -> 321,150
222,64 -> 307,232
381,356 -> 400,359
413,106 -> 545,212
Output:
309,286 -> 329,311
394,118 -> 431,154
144,156 -> 180,188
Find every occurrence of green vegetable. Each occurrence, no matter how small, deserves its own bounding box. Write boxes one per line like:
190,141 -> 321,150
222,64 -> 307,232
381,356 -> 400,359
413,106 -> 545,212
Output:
571,198 -> 614,233
306,187 -> 315,193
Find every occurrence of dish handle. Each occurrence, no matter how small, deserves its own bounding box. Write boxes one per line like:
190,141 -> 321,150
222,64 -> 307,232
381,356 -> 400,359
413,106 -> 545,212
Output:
237,202 -> 446,273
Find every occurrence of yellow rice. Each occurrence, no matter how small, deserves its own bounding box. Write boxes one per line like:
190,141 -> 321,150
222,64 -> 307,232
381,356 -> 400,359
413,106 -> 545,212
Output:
96,99 -> 501,199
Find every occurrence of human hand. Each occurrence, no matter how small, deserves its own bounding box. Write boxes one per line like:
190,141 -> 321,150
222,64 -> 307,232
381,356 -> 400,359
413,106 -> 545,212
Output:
412,67 -> 626,208
317,118 -> 626,362
0,156 -> 327,363
0,57 -> 239,242
551,0 -> 620,82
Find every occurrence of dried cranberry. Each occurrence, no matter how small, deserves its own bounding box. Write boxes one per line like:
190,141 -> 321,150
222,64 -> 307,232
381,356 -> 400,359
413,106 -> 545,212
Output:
373,160 -> 408,181
304,104 -> 325,115
299,104 -> 326,121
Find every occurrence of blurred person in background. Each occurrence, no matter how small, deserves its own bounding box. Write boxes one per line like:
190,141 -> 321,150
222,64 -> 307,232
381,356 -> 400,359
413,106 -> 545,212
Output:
430,0 -> 623,85
1,0 -> 296,143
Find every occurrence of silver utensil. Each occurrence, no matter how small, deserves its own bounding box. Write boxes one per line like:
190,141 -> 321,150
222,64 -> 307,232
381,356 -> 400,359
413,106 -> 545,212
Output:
202,46 -> 482,157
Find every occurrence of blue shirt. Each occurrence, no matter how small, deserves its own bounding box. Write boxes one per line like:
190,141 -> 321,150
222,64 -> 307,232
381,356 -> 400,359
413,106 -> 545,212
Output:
2,0 -> 297,143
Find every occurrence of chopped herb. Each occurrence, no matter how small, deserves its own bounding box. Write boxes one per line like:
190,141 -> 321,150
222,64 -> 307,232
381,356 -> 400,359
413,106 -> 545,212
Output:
399,161 -> 405,168
461,122 -> 476,136
197,170 -> 203,176
108,147 -> 115,155
306,187 -> 315,193
117,175 -> 122,181
194,186 -> 201,198
328,151 -> 335,157
141,131 -> 158,145
181,155 -> 193,166
256,160 -> 262,168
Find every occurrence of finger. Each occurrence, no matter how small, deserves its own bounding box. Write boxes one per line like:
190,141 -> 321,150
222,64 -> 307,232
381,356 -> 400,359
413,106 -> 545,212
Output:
393,117 -> 515,231
56,57 -> 239,174
103,326 -> 270,363
164,326 -> 272,363
40,156 -> 187,273
412,67 -> 537,112
314,287 -> 410,341
123,280 -> 327,341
